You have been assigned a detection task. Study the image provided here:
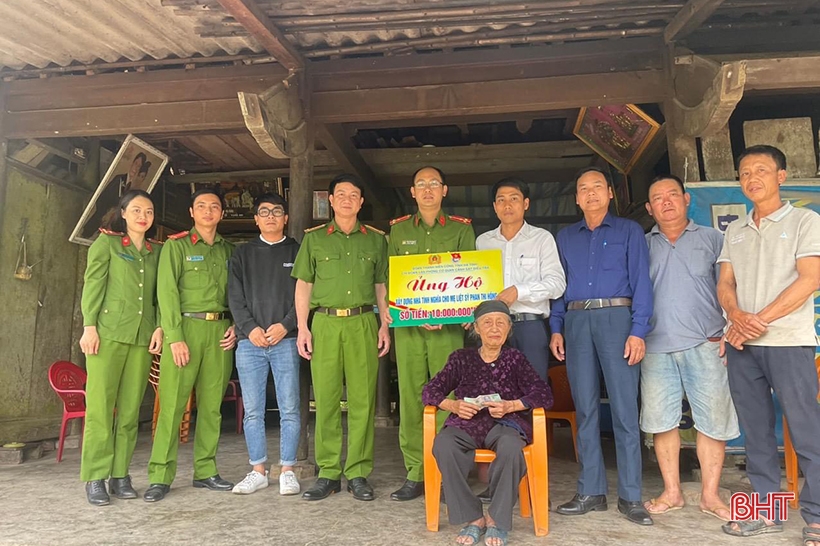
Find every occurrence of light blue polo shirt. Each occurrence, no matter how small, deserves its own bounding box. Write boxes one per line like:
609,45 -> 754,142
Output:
645,220 -> 726,353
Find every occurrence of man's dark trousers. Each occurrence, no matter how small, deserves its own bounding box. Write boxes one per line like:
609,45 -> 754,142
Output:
727,345 -> 820,524
509,319 -> 551,380
565,306 -> 642,501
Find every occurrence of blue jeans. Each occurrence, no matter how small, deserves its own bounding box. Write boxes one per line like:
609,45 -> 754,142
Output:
235,338 -> 301,466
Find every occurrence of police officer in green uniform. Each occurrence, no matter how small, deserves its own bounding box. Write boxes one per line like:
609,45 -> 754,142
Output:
80,190 -> 163,506
388,166 -> 476,501
144,188 -> 237,502
292,173 -> 391,502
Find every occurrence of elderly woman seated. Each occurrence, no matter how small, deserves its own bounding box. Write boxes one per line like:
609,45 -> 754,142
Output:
422,300 -> 553,546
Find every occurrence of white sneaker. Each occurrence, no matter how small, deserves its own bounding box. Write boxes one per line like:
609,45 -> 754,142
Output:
279,470 -> 301,496
232,470 -> 269,494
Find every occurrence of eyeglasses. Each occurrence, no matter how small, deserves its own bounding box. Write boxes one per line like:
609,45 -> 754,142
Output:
257,207 -> 285,218
414,180 -> 442,189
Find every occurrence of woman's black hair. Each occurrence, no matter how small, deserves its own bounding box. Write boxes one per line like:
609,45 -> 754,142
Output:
106,189 -> 157,238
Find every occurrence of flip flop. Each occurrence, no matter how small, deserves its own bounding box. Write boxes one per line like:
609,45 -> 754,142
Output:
721,519 -> 783,537
701,506 -> 732,522
804,526 -> 820,545
456,524 -> 485,546
644,497 -> 684,515
484,525 -> 508,546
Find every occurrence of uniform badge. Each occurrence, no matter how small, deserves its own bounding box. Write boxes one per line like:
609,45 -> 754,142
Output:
118,252 -> 135,262
402,240 -> 417,245
186,255 -> 205,262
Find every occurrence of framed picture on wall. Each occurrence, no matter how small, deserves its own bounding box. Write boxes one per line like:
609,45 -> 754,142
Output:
70,135 -> 169,246
573,104 -> 661,174
313,191 -> 330,220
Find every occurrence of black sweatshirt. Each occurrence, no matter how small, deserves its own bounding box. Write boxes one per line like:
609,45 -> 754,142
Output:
228,235 -> 300,340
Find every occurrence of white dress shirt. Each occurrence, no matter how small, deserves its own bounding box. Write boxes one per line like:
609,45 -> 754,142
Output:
476,222 -> 566,317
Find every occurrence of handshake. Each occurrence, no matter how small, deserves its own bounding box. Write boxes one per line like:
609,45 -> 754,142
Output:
463,393 -> 502,408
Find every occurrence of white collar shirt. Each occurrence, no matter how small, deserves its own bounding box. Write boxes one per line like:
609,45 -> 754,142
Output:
476,221 -> 566,317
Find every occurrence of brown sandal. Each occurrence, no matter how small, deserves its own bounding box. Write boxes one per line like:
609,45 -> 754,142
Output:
644,497 -> 684,515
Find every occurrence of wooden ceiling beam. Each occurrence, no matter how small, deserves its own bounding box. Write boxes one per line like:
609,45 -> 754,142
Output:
215,0 -> 305,70
664,0 -> 726,43
743,54 -> 820,91
1,69 -> 665,139
311,70 -> 666,124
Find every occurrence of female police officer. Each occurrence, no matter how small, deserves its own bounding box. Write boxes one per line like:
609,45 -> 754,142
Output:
79,189 -> 163,506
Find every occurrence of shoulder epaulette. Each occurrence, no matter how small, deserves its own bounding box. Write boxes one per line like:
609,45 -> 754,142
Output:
304,223 -> 327,233
98,227 -> 124,236
449,215 -> 472,225
168,231 -> 190,240
389,214 -> 412,226
364,224 -> 385,235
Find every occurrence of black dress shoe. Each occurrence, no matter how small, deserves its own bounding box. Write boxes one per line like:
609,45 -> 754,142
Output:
618,498 -> 654,526
192,475 -> 233,491
86,479 -> 110,506
143,484 -> 170,503
478,487 -> 492,505
109,476 -> 138,499
391,479 -> 423,501
302,478 -> 342,501
347,477 -> 375,501
556,494 -> 608,515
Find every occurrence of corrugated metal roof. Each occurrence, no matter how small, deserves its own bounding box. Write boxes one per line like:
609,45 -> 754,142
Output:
0,0 -> 262,70
0,0 -> 815,71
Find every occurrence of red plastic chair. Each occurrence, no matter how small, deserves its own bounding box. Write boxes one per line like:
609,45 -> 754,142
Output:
47,361 -> 87,462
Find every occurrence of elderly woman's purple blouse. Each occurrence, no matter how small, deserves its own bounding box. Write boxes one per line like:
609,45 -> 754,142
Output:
422,346 -> 553,446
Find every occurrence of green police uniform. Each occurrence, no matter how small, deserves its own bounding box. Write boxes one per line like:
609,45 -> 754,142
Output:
147,227 -> 235,484
80,229 -> 161,482
291,220 -> 388,480
388,211 -> 475,482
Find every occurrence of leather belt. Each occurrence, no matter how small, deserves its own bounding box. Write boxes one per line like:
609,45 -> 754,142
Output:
567,298 -> 632,311
182,312 -> 231,321
314,306 -> 371,317
511,313 -> 543,323
707,336 -> 722,342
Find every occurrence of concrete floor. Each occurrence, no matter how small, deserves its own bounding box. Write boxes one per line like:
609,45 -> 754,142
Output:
0,422 -> 808,546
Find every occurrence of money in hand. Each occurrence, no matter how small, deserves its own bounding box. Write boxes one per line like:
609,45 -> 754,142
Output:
463,394 -> 502,408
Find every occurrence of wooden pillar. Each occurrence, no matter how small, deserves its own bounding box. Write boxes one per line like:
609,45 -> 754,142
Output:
287,125 -> 315,463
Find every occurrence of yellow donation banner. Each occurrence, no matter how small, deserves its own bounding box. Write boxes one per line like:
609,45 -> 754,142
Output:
388,249 -> 503,327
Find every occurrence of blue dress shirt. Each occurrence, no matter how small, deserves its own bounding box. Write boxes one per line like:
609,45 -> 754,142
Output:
548,212 -> 653,339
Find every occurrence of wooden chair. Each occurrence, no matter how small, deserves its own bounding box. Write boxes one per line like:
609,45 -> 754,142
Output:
47,361 -> 87,462
149,355 -> 243,443
783,356 -> 820,509
423,406 -> 550,537
545,365 -> 578,461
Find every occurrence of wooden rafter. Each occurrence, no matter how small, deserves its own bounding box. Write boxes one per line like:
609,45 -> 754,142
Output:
664,0 -> 726,43
215,0 -> 304,70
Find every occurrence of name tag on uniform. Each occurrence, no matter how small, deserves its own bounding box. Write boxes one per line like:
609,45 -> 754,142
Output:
401,240 -> 417,245
186,255 -> 205,262
118,252 -> 135,262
